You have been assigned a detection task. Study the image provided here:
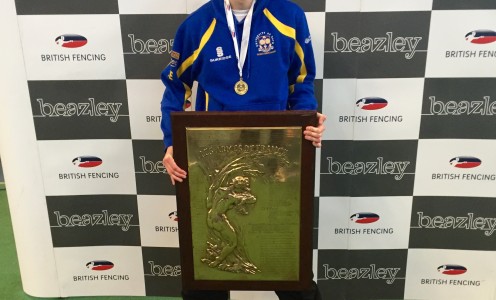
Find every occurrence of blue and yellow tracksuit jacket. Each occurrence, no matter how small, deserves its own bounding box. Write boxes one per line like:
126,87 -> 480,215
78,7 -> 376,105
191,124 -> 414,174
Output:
160,0 -> 317,148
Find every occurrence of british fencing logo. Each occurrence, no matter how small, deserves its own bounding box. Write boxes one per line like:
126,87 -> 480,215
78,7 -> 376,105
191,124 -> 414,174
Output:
156,211 -> 179,233
86,260 -> 114,271
42,34 -> 106,62
449,156 -> 482,169
445,30 -> 496,58
356,97 -> 388,111
340,97 -> 402,123
438,265 -> 467,275
421,265 -> 481,286
76,260 -> 130,282
335,212 -> 393,235
465,30 -> 496,44
350,213 -> 380,224
432,156 -> 495,181
60,155 -> 118,180
169,211 -> 178,221
255,32 -> 275,55
55,34 -> 87,48
72,156 -> 103,168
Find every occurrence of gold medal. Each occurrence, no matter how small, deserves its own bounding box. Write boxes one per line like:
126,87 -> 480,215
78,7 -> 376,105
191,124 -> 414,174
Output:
234,79 -> 248,95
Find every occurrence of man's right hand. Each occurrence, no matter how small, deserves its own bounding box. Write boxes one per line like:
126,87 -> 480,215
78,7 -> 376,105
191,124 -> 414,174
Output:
162,146 -> 187,185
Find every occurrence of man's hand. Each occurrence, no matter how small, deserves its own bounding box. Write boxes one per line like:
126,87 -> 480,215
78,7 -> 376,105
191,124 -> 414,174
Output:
162,146 -> 187,185
303,112 -> 326,148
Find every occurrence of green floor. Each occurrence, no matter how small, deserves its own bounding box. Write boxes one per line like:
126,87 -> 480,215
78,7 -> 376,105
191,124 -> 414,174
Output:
0,187 -> 180,300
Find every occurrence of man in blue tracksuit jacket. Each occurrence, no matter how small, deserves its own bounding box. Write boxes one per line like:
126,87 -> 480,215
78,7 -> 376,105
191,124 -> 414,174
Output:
160,0 -> 325,299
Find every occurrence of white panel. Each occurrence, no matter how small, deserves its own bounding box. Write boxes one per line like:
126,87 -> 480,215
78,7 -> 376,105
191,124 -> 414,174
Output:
325,0 -> 360,12
18,15 -> 125,80
230,291 -> 278,300
0,0 -> 59,297
137,195 -> 179,247
38,140 -> 137,195
322,79 -> 357,141
353,78 -> 424,140
127,79 -> 166,140
319,197 -> 412,249
306,12 -> 326,80
54,246 -> 146,297
414,139 -> 496,197
118,0 -> 187,14
426,10 -> 496,78
405,249 -> 496,300
361,0 -> 433,12
188,0 -> 209,13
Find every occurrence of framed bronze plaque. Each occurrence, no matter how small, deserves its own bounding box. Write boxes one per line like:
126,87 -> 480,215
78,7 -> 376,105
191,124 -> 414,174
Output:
171,111 -> 317,291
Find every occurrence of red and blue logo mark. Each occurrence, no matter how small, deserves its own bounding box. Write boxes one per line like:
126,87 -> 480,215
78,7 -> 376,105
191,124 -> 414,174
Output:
169,211 -> 179,221
356,97 -> 388,110
55,34 -> 88,48
350,213 -> 380,224
465,30 -> 496,44
437,265 -> 467,275
86,260 -> 114,271
72,156 -> 103,168
449,156 -> 482,169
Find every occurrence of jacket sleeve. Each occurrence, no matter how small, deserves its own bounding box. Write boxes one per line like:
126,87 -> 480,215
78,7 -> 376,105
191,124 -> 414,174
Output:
287,9 -> 317,111
160,23 -> 195,149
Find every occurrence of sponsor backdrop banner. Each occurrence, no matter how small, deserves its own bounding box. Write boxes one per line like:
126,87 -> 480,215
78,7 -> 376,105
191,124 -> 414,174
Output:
0,0 -> 495,299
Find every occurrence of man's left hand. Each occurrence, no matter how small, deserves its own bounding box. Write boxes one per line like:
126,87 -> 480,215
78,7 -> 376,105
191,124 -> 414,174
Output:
304,112 -> 326,148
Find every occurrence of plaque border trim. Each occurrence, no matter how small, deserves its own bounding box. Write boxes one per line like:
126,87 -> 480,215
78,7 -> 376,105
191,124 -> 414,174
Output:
171,111 -> 317,291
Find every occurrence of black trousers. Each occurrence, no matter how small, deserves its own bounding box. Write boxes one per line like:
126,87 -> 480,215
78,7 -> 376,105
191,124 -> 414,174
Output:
182,281 -> 321,300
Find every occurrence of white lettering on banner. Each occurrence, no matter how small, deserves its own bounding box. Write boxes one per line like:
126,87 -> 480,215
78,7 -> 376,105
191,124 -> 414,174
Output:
322,264 -> 401,284
326,157 -> 411,180
329,32 -> 423,59
53,210 -> 134,231
427,96 -> 496,116
36,98 -> 123,122
139,156 -> 167,174
127,34 -> 173,54
414,212 -> 496,237
146,261 -> 181,276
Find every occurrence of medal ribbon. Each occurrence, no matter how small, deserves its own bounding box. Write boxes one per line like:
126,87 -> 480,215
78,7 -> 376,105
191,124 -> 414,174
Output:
224,0 -> 256,80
